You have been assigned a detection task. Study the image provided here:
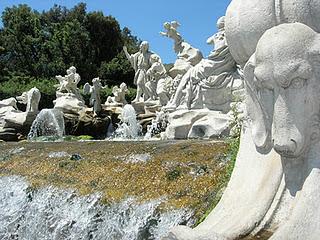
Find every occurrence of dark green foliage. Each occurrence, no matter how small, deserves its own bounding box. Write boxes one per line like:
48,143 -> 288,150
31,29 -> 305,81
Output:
98,52 -> 135,87
0,74 -> 56,109
0,2 -> 140,99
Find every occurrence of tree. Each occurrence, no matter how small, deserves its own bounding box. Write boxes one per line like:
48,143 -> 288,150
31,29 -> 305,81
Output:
85,12 -> 123,65
0,2 -> 140,88
1,4 -> 42,75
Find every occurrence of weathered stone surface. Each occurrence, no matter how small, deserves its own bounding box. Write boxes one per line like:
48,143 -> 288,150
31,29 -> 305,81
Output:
54,93 -> 85,115
0,128 -> 18,141
188,114 -> 230,139
165,109 -> 231,140
0,88 -> 41,140
3,111 -> 37,129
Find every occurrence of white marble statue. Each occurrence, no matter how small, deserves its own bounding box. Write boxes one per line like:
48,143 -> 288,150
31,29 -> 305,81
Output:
83,77 -> 105,116
160,21 -> 183,54
16,87 -> 41,113
145,54 -> 172,105
123,41 -> 154,102
160,21 -> 203,78
106,82 -> 128,106
54,66 -> 85,114
55,66 -> 82,100
1,87 -> 41,130
166,22 -> 320,240
225,0 -> 320,67
164,16 -> 241,112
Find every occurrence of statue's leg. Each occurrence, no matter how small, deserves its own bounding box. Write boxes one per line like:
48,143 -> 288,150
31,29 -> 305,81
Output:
133,73 -> 144,102
165,74 -> 189,109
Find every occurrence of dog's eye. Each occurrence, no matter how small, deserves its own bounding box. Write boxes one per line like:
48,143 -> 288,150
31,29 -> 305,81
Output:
291,78 -> 306,89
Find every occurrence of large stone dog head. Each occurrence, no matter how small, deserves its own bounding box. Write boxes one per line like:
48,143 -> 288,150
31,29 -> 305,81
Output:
244,23 -> 320,158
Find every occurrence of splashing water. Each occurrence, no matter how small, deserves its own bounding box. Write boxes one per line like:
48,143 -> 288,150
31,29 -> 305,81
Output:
113,104 -> 142,140
0,176 -> 193,240
28,109 -> 65,140
144,111 -> 169,140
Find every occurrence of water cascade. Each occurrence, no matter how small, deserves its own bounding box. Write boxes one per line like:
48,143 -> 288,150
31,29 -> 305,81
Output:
0,176 -> 193,240
28,109 -> 65,140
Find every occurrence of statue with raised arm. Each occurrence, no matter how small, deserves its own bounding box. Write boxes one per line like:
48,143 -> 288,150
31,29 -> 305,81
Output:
54,66 -> 85,114
160,21 -> 203,79
160,21 -> 183,53
123,41 -> 154,102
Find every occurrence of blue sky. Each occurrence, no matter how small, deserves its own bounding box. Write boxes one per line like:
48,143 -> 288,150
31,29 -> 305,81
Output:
0,0 -> 232,64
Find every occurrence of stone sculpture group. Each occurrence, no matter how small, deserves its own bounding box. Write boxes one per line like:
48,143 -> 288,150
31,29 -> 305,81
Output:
0,14 -> 242,140
1,0 -> 320,238
121,18 -> 243,139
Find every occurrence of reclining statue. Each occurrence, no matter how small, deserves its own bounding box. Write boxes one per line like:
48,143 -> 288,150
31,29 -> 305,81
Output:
164,16 -> 240,111
165,22 -> 320,240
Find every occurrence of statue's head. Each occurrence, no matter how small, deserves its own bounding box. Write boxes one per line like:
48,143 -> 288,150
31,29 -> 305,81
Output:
163,22 -> 171,30
150,54 -> 161,64
217,16 -> 225,30
244,23 -> 320,158
92,77 -> 100,86
119,82 -> 127,91
69,66 -> 77,74
140,41 -> 149,53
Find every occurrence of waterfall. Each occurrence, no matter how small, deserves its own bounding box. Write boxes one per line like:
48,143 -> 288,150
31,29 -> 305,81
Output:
0,176 -> 193,240
28,109 -> 65,140
113,104 -> 142,140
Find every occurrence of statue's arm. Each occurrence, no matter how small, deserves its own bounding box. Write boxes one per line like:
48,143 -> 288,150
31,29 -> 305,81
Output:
160,31 -> 168,37
55,75 -> 64,82
123,46 -> 134,65
206,33 -> 216,45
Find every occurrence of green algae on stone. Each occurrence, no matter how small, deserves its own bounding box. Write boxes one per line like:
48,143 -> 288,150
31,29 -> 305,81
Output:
0,140 -> 233,223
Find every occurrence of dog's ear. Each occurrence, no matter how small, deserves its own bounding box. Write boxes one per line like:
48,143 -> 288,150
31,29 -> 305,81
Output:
308,35 -> 320,72
244,54 -> 274,154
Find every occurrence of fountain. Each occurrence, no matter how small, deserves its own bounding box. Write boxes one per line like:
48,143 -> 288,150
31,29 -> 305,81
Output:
144,111 -> 169,140
28,109 -> 65,141
112,104 -> 142,140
